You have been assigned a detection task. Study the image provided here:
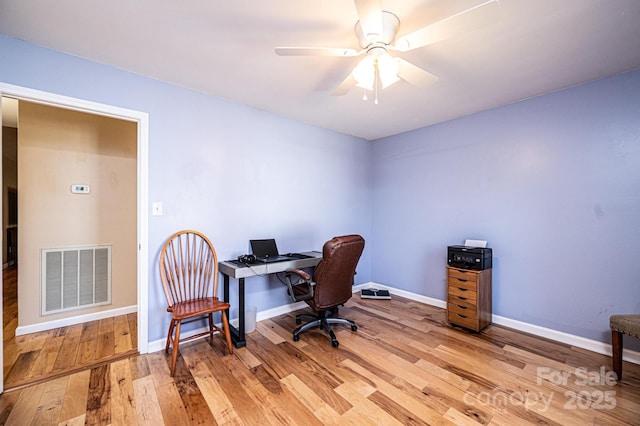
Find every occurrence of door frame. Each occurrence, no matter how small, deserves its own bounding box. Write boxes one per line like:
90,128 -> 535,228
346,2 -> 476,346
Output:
0,82 -> 149,393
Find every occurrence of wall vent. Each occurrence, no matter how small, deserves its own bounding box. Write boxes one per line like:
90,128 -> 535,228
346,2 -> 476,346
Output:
41,245 -> 112,315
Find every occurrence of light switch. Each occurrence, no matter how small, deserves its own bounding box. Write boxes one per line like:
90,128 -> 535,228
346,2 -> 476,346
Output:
152,201 -> 163,216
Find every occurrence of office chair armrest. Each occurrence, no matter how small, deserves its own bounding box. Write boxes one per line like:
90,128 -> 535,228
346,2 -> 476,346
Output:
284,268 -> 315,302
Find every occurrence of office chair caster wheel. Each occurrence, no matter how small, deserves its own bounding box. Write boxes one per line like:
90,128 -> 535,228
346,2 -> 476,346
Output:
351,325 -> 357,331
331,340 -> 339,348
295,318 -> 301,325
293,335 -> 300,342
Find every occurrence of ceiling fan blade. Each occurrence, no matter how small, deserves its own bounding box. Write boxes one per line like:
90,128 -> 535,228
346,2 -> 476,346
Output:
394,0 -> 500,52
354,0 -> 383,41
332,73 -> 357,96
275,47 -> 360,57
396,58 -> 438,88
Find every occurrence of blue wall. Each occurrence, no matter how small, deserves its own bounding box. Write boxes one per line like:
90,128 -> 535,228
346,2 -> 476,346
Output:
372,69 -> 640,344
2,33 -> 639,348
0,35 -> 373,343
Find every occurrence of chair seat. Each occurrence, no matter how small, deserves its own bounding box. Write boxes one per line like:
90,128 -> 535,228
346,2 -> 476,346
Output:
610,314 -> 640,339
170,297 -> 230,320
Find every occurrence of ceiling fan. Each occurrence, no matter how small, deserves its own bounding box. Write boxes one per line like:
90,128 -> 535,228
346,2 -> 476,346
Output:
275,0 -> 499,102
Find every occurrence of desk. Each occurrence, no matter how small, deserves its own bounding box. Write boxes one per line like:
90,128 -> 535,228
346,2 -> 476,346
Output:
219,251 -> 322,348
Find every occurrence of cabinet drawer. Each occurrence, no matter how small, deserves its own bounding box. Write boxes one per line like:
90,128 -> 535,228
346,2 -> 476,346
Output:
447,269 -> 478,291
447,308 -> 478,330
448,285 -> 477,301
447,293 -> 477,309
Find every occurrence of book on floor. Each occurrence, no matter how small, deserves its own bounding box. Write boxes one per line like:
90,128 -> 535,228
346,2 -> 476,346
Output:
360,288 -> 391,300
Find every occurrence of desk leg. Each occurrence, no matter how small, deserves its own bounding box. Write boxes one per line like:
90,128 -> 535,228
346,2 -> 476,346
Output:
222,273 -> 246,348
238,278 -> 245,345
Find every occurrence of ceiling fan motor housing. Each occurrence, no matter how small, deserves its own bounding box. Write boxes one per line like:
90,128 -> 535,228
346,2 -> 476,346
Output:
354,11 -> 400,48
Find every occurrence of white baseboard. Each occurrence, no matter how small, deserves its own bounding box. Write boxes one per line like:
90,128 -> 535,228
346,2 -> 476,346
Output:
147,282 -> 640,366
15,305 -> 137,336
354,282 -> 447,309
146,300 -> 310,354
358,282 -> 639,366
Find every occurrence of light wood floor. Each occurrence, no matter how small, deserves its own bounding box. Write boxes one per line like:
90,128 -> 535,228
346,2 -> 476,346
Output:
0,293 -> 638,425
2,266 -> 138,391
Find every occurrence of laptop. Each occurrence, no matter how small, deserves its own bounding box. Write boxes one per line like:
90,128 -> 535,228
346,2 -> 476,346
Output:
250,239 -> 291,263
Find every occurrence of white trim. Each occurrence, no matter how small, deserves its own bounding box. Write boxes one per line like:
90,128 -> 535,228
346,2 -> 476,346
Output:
491,314 -> 640,365
0,95 -> 3,394
353,282 -> 447,309
0,83 -> 150,365
367,283 -> 640,366
136,104 -> 150,354
149,281 -> 640,367
16,305 -> 137,336
147,300 -> 310,354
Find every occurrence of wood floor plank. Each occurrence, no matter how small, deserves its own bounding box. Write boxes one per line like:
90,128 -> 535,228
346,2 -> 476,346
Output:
75,339 -> 97,366
27,334 -> 66,379
4,381 -> 45,425
280,373 -> 342,424
31,376 -> 68,426
188,356 -> 241,424
85,364 -> 111,425
232,346 -> 263,370
110,359 -> 138,426
113,314 -> 133,354
172,356 -> 218,425
58,369 -> 91,425
95,331 -> 116,360
52,335 -> 82,372
132,375 -> 165,425
198,353 -> 266,425
334,381 -> 404,426
5,350 -> 39,385
155,382 -> 191,426
0,389 -> 19,425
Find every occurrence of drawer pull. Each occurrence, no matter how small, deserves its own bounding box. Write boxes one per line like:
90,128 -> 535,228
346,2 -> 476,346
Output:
456,278 -> 468,282
457,287 -> 468,292
458,296 -> 467,300
456,304 -> 467,310
456,313 -> 468,319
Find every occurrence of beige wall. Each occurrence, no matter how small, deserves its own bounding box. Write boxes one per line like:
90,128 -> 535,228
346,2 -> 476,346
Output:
18,101 -> 137,327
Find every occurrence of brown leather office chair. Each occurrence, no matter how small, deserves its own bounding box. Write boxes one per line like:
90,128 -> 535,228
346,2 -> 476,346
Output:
284,234 -> 365,347
159,230 -> 233,376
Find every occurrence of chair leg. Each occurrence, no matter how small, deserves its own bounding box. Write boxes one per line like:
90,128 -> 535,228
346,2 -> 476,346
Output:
170,320 -> 182,377
165,319 -> 175,354
208,313 -> 215,339
293,319 -> 322,341
612,330 -> 623,380
320,316 -> 339,347
220,311 -> 233,355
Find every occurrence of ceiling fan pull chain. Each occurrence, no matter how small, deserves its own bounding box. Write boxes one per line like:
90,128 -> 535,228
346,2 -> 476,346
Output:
362,89 -> 368,101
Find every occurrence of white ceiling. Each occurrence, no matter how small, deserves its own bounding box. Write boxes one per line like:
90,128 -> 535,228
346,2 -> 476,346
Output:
1,0 -> 639,140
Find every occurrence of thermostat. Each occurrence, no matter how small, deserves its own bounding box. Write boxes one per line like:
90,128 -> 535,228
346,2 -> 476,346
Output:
71,184 -> 90,194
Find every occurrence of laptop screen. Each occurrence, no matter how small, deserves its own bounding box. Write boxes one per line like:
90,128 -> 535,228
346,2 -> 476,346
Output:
250,239 -> 280,258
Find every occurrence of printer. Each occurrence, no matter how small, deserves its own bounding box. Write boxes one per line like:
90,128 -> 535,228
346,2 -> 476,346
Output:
447,245 -> 492,270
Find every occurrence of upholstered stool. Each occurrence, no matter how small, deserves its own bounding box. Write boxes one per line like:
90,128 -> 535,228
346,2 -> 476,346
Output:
610,314 -> 640,380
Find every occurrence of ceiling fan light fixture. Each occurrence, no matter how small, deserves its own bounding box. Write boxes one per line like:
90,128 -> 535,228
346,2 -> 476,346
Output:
378,54 -> 400,88
353,56 -> 375,90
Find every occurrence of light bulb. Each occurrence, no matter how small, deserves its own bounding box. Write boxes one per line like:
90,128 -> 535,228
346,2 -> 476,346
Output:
353,56 -> 375,91
377,54 -> 400,89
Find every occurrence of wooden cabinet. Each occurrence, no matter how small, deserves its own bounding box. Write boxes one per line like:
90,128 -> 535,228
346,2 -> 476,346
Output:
447,266 -> 492,332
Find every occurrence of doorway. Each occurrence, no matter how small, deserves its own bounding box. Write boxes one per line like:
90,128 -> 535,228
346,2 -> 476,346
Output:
0,84 -> 149,393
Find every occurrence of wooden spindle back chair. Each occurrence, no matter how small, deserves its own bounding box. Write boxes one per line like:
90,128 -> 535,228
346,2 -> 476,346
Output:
159,230 -> 233,376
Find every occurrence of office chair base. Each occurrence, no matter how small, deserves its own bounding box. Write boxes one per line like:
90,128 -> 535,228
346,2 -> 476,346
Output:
293,310 -> 357,347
